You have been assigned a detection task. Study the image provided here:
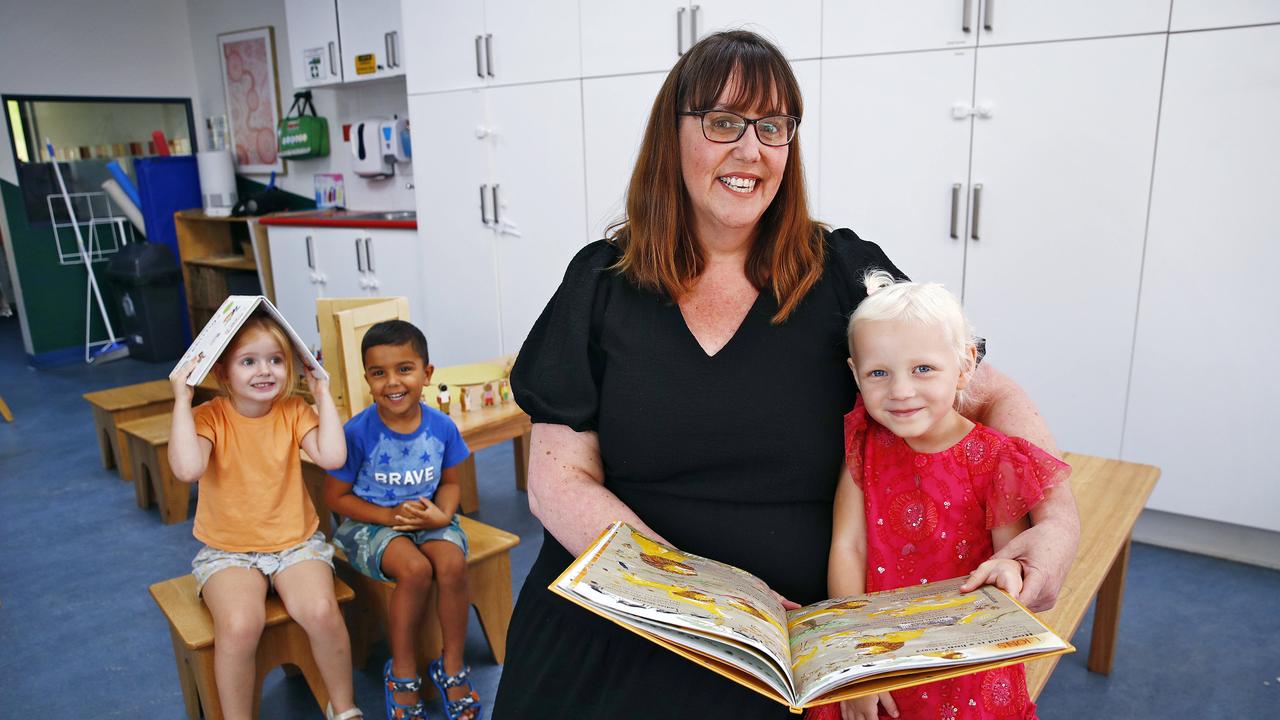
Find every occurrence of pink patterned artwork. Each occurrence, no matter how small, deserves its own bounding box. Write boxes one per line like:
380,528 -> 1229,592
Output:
218,27 -> 283,174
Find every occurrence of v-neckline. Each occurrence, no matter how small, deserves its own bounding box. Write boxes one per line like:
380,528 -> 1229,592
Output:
675,289 -> 767,359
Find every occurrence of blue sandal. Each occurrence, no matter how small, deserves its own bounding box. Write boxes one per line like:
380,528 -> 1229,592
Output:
382,659 -> 427,720
428,657 -> 482,720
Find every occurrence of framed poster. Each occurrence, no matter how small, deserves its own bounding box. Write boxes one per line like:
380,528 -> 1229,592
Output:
217,27 -> 284,175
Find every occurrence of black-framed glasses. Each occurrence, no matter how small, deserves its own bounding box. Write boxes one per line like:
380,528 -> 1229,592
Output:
679,109 -> 800,147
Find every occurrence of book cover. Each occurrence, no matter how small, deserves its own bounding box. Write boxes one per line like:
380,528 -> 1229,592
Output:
172,295 -> 327,386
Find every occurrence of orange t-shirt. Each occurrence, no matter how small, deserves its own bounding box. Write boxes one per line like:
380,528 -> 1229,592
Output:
192,395 -> 321,552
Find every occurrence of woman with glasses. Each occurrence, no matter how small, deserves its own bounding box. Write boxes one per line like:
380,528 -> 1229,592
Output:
493,30 -> 1079,719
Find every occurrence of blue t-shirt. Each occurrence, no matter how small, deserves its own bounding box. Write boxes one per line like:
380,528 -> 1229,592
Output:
331,402 -> 470,508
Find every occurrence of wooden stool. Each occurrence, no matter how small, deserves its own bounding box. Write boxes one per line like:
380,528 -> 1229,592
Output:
84,379 -> 173,481
119,413 -> 192,524
150,574 -> 356,719
338,515 -> 519,669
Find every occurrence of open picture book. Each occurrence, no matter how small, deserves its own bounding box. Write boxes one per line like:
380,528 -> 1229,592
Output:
551,522 -> 1072,713
172,295 -> 327,386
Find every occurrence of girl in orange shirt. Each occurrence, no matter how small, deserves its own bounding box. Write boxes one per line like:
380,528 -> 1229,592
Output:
168,312 -> 361,720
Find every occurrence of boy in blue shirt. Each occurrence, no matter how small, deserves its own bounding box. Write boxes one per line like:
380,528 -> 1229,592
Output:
324,320 -> 479,720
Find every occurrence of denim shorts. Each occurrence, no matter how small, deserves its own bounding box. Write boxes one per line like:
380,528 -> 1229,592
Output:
332,515 -> 469,583
191,531 -> 335,594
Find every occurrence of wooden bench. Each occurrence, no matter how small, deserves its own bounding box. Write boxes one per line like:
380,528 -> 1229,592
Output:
150,574 -> 356,720
119,412 -> 192,525
84,380 -> 174,482
301,468 -> 520,667
1025,453 -> 1159,699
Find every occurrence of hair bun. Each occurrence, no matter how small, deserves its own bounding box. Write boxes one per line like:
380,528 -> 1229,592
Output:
862,269 -> 897,296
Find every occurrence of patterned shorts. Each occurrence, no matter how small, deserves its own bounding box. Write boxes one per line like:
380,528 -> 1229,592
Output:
191,531 -> 335,594
333,515 -> 469,583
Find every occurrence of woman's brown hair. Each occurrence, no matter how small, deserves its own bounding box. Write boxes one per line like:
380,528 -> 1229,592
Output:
609,30 -> 824,324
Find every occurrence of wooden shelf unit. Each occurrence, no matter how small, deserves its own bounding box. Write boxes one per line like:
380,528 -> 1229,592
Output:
173,210 -> 275,333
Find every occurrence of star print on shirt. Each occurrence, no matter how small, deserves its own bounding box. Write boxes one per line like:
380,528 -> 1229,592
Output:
379,452 -> 392,465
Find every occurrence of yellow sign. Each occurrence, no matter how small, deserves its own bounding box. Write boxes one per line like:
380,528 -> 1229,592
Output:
355,54 -> 377,75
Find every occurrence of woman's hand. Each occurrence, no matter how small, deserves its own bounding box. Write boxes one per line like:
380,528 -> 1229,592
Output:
773,591 -> 801,611
961,519 -> 1076,611
839,691 -> 898,720
169,358 -> 198,403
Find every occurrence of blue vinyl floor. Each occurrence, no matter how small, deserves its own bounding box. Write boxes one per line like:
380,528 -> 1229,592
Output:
0,315 -> 1277,718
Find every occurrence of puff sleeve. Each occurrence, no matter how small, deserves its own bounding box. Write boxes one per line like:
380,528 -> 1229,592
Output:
963,429 -> 1071,529
509,240 -> 620,433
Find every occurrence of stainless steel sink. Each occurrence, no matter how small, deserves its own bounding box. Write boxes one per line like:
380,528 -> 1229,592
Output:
342,210 -> 417,221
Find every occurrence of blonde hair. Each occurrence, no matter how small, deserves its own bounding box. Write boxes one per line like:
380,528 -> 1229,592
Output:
847,270 -> 977,401
212,312 -> 297,399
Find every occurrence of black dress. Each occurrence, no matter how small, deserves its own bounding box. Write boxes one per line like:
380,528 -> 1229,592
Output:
492,229 -> 904,719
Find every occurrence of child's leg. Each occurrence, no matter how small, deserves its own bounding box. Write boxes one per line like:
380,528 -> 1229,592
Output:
421,540 -> 475,718
201,567 -> 269,720
273,559 -> 356,713
380,536 -> 436,708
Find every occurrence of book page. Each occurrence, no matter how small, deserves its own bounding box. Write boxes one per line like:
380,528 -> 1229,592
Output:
554,523 -> 794,697
788,577 -> 1068,704
173,296 -> 327,386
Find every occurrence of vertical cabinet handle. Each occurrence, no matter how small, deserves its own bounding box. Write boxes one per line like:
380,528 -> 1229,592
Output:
328,41 -> 337,76
479,184 -> 490,224
950,183 -> 961,239
962,0 -> 973,32
390,31 -> 399,68
365,237 -> 375,272
970,184 -> 983,240
677,7 -> 686,56
485,34 -> 495,77
475,35 -> 484,78
691,5 -> 701,45
355,238 -> 364,272
385,32 -> 392,69
984,0 -> 994,31
305,235 -> 315,269
492,184 -> 501,225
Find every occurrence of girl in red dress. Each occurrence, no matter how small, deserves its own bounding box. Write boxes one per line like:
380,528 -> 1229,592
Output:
810,271 -> 1070,720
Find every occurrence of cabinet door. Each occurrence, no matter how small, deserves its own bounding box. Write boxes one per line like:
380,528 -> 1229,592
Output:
820,51 -> 974,291
483,0 -> 581,86
336,0 -> 404,81
1124,26 -> 1280,531
582,72 -> 668,240
401,0 -> 486,94
823,0 -> 977,56
963,35 -> 1165,458
314,229 -> 368,300
267,226 -> 325,353
791,60 -> 822,216
362,229 -> 426,324
1171,0 -> 1280,31
581,1 -> 684,77
408,91 -> 502,366
284,0 -> 343,87
977,0 -> 1171,46
489,80 -> 589,356
694,0 -> 822,59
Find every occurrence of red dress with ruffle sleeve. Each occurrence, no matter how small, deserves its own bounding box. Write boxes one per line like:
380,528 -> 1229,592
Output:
810,398 -> 1070,720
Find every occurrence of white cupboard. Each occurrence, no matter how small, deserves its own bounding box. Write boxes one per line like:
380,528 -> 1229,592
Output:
822,0 -> 979,56
284,0 -> 404,87
1122,24 -> 1280,532
974,0 -> 1171,46
401,0 -> 580,95
1170,0 -> 1280,31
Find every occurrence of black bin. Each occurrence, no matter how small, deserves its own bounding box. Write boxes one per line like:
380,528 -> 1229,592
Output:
106,243 -> 185,362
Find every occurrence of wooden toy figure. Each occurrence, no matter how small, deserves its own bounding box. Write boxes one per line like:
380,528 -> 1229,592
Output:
482,383 -> 496,407
498,378 -> 512,404
436,383 -> 451,414
459,385 -> 474,413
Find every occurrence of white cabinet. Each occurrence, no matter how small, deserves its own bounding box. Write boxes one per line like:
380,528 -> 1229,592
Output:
962,36 -> 1165,459
401,0 -> 580,95
581,1 -> 820,78
820,35 -> 1165,459
974,0 -> 1170,46
268,225 -> 424,353
285,0 -> 402,87
408,80 -> 587,365
284,0 -> 343,88
1123,25 -> 1280,532
823,0 -> 979,56
335,0 -> 405,82
1171,0 -> 1280,31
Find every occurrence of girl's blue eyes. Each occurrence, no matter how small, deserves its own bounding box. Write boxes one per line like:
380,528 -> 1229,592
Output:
240,356 -> 283,366
915,365 -> 933,374
867,366 -> 934,377
869,369 -> 887,378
